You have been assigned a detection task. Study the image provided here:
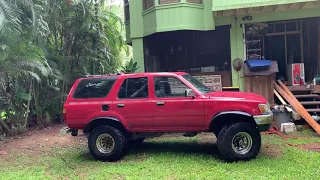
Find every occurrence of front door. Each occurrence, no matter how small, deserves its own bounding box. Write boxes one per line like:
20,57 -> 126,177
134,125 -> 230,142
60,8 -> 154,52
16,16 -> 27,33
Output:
152,76 -> 204,131
113,76 -> 153,132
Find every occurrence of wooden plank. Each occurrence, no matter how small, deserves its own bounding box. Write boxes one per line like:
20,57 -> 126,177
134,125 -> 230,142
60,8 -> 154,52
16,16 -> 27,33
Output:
274,82 -> 320,135
285,22 -> 288,65
318,19 -> 320,74
300,21 -> 304,63
277,80 -> 295,99
266,31 -> 301,36
274,89 -> 292,112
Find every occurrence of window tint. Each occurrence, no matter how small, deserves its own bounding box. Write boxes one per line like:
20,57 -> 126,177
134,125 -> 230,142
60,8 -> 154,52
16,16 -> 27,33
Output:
154,77 -> 189,98
73,78 -> 116,99
118,77 -> 148,99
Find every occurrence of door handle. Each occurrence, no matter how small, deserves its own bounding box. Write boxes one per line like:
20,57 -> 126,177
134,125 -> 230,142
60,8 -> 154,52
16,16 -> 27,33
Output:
156,102 -> 164,106
117,104 -> 125,108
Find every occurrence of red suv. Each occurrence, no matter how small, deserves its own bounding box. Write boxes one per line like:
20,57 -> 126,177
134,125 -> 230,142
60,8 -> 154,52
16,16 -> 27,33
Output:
62,72 -> 273,162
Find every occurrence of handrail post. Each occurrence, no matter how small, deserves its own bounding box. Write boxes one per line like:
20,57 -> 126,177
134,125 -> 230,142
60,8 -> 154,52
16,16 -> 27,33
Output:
155,0 -> 159,6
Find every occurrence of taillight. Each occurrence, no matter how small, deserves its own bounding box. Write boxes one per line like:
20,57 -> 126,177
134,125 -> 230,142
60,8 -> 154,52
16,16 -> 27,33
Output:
63,108 -> 67,122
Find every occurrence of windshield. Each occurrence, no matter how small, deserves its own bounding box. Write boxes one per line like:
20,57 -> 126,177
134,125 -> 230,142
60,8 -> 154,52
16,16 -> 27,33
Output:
182,74 -> 212,94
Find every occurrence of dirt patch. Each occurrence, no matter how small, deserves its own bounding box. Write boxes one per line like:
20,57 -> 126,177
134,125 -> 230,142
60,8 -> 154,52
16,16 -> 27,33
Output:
0,124 -> 86,158
197,133 -> 216,143
261,144 -> 283,158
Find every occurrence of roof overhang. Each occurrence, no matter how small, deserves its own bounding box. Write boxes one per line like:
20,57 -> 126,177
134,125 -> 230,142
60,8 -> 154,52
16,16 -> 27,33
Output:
214,1 -> 320,17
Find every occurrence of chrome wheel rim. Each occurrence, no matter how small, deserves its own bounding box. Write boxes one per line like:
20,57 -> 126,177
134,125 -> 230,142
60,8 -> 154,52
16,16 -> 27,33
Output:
231,132 -> 253,155
96,133 -> 115,154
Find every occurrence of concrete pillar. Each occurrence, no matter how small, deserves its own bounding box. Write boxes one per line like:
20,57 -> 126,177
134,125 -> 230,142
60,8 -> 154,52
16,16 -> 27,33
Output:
132,38 -> 145,72
230,20 -> 245,91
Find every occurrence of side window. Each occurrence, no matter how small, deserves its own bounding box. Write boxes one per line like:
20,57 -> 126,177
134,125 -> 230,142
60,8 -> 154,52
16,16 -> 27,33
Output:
118,77 -> 148,99
154,77 -> 189,98
73,78 -> 116,99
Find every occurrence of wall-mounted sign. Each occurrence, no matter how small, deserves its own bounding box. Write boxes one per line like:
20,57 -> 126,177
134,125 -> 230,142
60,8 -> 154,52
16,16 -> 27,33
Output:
193,75 -> 222,91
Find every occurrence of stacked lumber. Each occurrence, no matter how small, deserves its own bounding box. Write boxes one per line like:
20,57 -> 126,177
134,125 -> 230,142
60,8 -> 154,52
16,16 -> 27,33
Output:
274,80 -> 320,135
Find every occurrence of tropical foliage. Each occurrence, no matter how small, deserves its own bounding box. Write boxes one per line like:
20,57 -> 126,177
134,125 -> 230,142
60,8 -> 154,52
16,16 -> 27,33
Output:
0,0 -> 127,136
121,59 -> 139,73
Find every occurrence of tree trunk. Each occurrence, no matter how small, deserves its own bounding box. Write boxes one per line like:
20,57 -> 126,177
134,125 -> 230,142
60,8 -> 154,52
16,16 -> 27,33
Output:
24,79 -> 33,128
0,120 -> 11,135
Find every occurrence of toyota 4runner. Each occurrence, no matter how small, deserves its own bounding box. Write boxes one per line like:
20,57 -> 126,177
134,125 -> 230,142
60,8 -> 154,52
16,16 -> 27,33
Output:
62,72 -> 273,162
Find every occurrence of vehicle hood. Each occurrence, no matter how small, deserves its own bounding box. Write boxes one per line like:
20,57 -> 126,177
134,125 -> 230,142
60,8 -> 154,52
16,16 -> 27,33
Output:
203,91 -> 268,103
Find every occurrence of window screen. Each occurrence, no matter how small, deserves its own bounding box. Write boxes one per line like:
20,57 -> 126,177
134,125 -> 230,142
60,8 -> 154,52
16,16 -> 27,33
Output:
73,78 -> 116,99
118,77 -> 148,99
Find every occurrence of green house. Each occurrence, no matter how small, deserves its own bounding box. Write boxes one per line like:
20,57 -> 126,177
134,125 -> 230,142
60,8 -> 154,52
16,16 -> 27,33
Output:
124,0 -> 320,95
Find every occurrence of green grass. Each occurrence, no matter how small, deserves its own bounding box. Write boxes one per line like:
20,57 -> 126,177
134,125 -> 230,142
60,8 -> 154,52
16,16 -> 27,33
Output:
1,132 -> 320,180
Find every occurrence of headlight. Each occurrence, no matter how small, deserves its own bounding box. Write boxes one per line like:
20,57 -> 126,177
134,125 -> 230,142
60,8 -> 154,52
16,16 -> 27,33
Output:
259,103 -> 271,115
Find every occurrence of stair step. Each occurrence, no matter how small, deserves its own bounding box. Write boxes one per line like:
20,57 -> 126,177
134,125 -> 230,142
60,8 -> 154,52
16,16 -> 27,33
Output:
295,94 -> 319,98
300,101 -> 320,105
306,109 -> 320,112
291,89 -> 313,92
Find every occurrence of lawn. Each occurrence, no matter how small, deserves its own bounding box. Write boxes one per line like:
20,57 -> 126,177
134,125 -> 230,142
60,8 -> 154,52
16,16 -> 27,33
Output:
1,126 -> 320,180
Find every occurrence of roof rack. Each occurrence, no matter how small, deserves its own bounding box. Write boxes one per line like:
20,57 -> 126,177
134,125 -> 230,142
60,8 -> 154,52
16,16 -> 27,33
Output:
85,72 -> 124,77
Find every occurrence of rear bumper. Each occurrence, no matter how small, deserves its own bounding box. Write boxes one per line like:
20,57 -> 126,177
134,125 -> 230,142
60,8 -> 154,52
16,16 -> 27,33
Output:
253,112 -> 273,132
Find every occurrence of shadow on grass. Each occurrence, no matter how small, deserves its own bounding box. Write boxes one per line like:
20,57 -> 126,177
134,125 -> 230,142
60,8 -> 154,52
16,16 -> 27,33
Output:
130,141 -> 219,155
75,141 -> 221,162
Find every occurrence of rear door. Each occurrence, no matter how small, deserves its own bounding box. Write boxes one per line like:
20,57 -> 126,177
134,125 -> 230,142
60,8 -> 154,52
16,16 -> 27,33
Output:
112,76 -> 153,132
152,75 -> 205,131
64,77 -> 116,129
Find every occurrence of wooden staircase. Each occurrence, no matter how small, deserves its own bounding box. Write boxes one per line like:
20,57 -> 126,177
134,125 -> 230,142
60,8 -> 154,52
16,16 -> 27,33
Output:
290,88 -> 320,113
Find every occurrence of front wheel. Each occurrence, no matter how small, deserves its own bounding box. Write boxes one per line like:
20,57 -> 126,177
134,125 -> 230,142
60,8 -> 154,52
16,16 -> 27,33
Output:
217,122 -> 261,162
88,125 -> 127,162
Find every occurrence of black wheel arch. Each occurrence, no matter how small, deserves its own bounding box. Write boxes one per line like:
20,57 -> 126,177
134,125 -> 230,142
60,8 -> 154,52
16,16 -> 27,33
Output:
83,117 -> 127,135
210,111 -> 258,135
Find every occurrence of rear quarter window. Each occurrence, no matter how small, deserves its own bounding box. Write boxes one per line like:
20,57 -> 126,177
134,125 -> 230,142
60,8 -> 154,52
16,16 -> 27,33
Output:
73,78 -> 116,99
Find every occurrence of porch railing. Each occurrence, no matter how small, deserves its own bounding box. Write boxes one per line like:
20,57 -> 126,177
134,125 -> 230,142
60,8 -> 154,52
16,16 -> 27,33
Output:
159,0 -> 180,4
142,0 -> 203,11
186,0 -> 202,4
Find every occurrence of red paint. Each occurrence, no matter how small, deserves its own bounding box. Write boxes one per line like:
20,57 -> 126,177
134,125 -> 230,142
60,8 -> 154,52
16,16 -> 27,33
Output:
64,72 -> 268,132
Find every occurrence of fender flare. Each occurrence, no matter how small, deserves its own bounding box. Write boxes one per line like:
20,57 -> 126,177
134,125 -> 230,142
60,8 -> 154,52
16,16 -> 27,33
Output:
83,116 -> 126,134
210,111 -> 254,131
211,111 -> 252,121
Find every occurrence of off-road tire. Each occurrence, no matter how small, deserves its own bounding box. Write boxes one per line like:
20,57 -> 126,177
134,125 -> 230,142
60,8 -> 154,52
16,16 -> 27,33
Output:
217,122 -> 261,162
88,125 -> 127,162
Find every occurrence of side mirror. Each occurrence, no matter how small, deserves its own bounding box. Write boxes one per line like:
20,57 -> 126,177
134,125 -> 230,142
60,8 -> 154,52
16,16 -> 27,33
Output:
185,89 -> 195,98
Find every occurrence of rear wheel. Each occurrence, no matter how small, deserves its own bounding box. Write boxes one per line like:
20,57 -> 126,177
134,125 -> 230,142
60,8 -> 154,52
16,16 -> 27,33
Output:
217,122 -> 261,162
88,125 -> 127,162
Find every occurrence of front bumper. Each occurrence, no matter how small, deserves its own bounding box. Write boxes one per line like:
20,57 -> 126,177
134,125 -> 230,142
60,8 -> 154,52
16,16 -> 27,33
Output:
253,112 -> 273,132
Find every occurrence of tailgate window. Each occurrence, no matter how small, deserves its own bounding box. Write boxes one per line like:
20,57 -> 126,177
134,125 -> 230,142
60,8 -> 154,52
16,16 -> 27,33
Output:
73,78 -> 116,99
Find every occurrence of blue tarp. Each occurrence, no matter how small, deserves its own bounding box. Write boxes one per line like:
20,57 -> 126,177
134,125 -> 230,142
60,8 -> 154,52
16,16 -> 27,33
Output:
245,60 -> 272,71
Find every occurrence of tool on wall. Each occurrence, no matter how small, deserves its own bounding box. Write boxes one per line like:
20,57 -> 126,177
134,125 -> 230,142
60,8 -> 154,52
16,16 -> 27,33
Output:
232,58 -> 243,90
